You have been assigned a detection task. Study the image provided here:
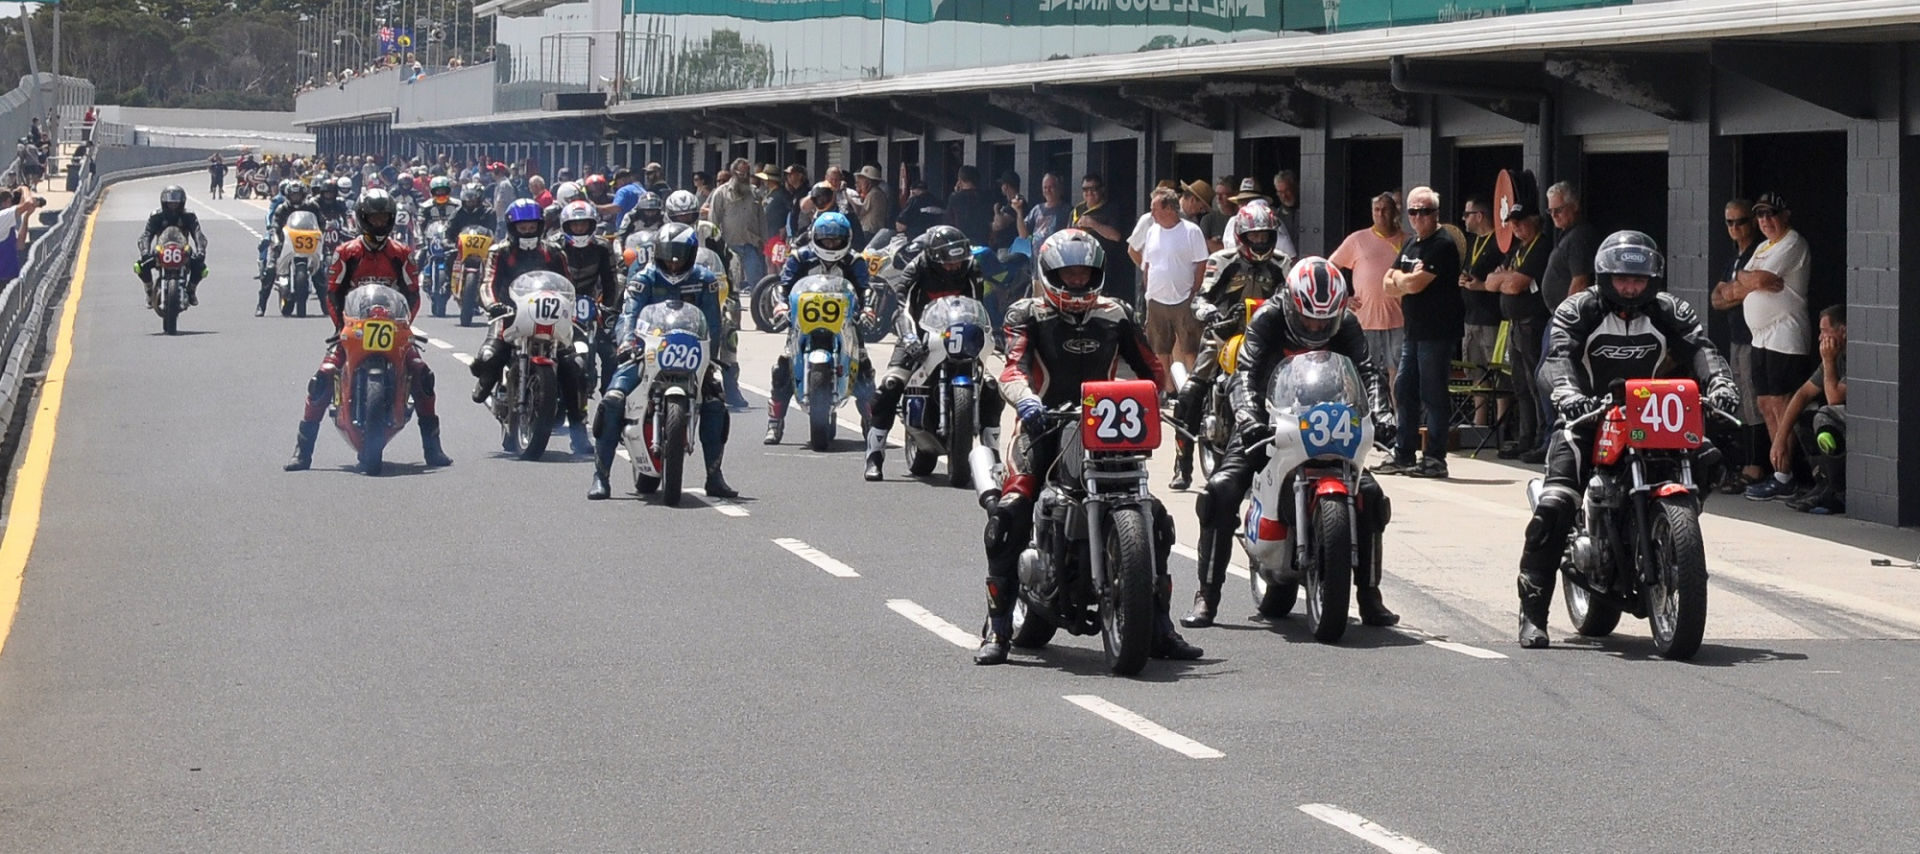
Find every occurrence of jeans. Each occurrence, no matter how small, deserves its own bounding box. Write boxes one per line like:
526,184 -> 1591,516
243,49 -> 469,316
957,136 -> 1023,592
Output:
1505,312 -> 1545,449
1393,338 -> 1453,463
732,242 -> 767,286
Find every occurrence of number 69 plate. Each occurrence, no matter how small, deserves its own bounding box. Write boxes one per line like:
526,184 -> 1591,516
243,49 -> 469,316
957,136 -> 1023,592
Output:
1081,379 -> 1161,452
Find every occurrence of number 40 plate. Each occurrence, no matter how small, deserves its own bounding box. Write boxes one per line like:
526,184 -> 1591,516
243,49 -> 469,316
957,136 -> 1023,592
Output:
1081,379 -> 1161,452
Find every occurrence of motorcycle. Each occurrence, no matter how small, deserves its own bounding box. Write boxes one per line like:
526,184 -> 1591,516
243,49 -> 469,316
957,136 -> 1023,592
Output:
620,300 -> 712,507
748,235 -> 791,333
275,210 -> 325,318
898,295 -> 992,487
392,199 -> 416,249
487,270 -> 576,460
783,274 -> 862,451
621,230 -> 655,278
417,221 -> 454,317
454,225 -> 494,326
1000,379 -> 1167,676
1170,297 -> 1265,478
151,227 -> 194,335
1528,378 -> 1726,660
1238,350 -> 1377,643
749,231 -> 898,341
333,283 -> 416,476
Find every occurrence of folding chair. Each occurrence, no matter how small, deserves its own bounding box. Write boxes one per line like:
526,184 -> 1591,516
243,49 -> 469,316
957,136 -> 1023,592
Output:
1447,320 -> 1513,459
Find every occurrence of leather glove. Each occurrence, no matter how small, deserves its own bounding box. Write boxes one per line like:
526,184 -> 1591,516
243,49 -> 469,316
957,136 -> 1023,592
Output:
1555,393 -> 1598,424
1706,386 -> 1741,418
487,303 -> 514,320
1015,395 -> 1047,437
1235,410 -> 1274,447
1193,301 -> 1220,325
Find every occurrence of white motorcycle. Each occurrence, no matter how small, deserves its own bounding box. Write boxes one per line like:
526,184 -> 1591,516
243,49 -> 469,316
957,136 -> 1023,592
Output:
489,271 -> 578,459
621,300 -> 712,507
898,295 -> 993,486
274,210 -> 325,318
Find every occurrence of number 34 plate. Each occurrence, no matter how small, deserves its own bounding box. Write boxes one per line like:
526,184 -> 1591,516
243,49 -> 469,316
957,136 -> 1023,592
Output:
1081,379 -> 1161,452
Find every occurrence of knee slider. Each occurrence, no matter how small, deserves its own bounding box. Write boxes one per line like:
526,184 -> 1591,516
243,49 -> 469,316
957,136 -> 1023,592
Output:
880,374 -> 906,395
1524,486 -> 1578,554
984,495 -> 1031,554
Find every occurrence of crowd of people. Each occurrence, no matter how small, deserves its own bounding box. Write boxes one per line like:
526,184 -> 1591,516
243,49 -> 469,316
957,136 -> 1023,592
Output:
295,49 -> 494,96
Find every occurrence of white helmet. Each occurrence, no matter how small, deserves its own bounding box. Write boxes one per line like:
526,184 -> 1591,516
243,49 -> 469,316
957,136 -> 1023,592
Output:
560,200 -> 598,249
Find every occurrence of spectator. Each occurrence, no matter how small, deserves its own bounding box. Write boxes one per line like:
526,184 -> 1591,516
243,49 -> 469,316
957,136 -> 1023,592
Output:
1777,305 -> 1847,514
1709,198 -> 1766,494
15,138 -> 43,192
769,165 -> 805,241
1271,169 -> 1301,248
710,157 -> 767,285
207,154 -> 227,199
1736,192 -> 1813,501
1329,191 -> 1407,390
988,170 -> 1023,250
643,161 -> 669,196
852,164 -> 893,239
1071,173 -> 1134,307
1017,171 -> 1068,247
529,175 -> 550,207
1485,179 -> 1551,463
0,190 -> 41,289
945,165 -> 992,246
1181,179 -> 1228,253
895,178 -> 945,240
1127,186 -> 1210,371
1214,177 -> 1240,219
1457,195 -> 1507,431
490,161 -> 515,230
1377,186 -> 1463,479
1541,181 -> 1598,311
692,170 -> 713,208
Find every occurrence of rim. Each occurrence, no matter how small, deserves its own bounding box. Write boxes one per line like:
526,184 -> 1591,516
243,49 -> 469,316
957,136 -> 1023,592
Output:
1012,597 -> 1031,635
1565,575 -> 1592,623
1100,529 -> 1124,654
1649,518 -> 1679,645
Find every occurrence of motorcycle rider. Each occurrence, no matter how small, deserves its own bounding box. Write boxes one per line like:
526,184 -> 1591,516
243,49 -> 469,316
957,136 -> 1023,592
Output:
663,188 -> 748,411
543,181 -> 585,235
558,200 -> 623,392
1185,257 -> 1400,630
975,228 -> 1203,666
134,185 -> 209,309
418,176 -> 459,228
763,211 -> 878,444
313,178 -> 352,226
446,182 -> 494,235
1171,201 -> 1292,491
617,190 -> 665,243
468,199 -> 592,454
587,222 -> 739,500
861,225 -> 1003,481
1516,231 -> 1738,648
283,189 -> 453,472
260,180 -> 324,315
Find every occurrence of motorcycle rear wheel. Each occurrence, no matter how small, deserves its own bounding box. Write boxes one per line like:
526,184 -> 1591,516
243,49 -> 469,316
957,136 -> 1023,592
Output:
1250,559 -> 1299,619
1304,498 -> 1353,643
906,447 -> 938,477
945,384 -> 975,488
1647,497 -> 1709,660
1100,506 -> 1156,676
1563,508 -> 1623,636
750,275 -> 785,333
1009,596 -> 1057,649
660,396 -> 690,507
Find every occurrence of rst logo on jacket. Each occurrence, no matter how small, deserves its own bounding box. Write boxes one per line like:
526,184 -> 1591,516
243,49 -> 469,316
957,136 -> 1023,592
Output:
1590,342 -> 1659,361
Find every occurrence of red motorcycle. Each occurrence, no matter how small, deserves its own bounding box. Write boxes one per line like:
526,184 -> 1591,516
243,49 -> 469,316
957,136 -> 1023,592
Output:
152,227 -> 193,335
333,284 -> 416,475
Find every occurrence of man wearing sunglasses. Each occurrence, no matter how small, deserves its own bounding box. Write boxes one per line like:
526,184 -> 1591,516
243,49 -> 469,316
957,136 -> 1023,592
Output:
1729,192 -> 1812,501
1379,186 -> 1463,478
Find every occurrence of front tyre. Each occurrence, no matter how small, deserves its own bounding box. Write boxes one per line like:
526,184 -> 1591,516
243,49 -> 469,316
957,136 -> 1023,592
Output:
1647,497 -> 1709,660
945,384 -> 976,488
806,368 -> 836,451
514,362 -> 558,460
1100,506 -> 1156,676
1304,497 -> 1353,643
357,373 -> 392,476
161,284 -> 181,335
659,396 -> 690,506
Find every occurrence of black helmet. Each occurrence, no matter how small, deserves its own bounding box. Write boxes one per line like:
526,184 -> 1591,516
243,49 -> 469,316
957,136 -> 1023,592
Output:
459,182 -> 485,208
160,185 -> 187,216
635,191 -> 665,227
923,225 -> 971,273
1592,230 -> 1665,312
355,189 -> 398,247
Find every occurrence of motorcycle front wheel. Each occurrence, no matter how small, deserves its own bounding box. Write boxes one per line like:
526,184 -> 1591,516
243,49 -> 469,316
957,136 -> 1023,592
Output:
1100,506 -> 1156,676
660,396 -> 690,507
1647,496 -> 1709,660
459,271 -> 480,326
945,384 -> 975,488
161,284 -> 181,335
1304,498 -> 1353,643
806,370 -> 836,451
513,362 -> 558,460
358,372 -> 392,476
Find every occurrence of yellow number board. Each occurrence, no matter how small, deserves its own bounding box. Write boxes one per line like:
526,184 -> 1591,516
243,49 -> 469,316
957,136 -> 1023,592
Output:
796,292 -> 847,335
362,320 -> 397,352
460,234 -> 492,259
290,231 -> 321,255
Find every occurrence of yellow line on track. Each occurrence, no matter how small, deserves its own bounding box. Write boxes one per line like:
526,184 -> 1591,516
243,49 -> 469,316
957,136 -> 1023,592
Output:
0,199 -> 100,658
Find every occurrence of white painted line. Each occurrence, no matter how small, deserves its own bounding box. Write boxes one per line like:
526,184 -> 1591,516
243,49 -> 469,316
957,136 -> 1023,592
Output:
425,337 -> 454,350
886,599 -> 976,649
1298,804 -> 1446,854
738,380 -> 898,448
452,352 -> 474,366
187,191 -> 264,240
1396,628 -> 1509,660
1062,695 -> 1224,760
1170,542 -> 1250,579
689,488 -> 750,517
772,538 -> 860,578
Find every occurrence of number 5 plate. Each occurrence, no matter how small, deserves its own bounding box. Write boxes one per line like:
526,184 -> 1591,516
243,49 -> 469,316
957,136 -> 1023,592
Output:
1081,379 -> 1161,452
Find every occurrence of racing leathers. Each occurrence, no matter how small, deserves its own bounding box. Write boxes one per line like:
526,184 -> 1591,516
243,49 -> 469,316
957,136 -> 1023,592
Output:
560,234 -> 623,392
282,236 -> 451,471
977,296 -> 1200,664
135,208 -> 209,306
468,239 -> 588,452
587,262 -> 738,500
862,252 -> 1004,480
418,197 -> 459,229
446,204 -> 495,239
1516,291 -> 1736,645
762,246 -> 878,443
1174,248 -> 1290,485
1190,303 -> 1398,628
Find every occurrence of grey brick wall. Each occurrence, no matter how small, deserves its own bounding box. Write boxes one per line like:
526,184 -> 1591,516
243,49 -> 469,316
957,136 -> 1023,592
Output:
1299,125 -> 1333,257
1843,119 -> 1916,525
1665,121 -> 1734,318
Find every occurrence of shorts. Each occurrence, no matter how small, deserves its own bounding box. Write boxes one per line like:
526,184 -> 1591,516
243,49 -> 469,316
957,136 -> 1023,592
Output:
1145,297 -> 1201,356
1750,346 -> 1809,398
1364,327 -> 1405,372
1728,343 -> 1763,423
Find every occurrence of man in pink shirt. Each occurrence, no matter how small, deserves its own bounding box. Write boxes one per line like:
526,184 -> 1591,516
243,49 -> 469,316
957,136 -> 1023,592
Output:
1329,192 -> 1407,388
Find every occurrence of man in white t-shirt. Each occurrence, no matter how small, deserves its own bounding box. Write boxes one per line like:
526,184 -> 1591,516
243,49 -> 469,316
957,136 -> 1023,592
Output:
1731,192 -> 1813,500
1128,186 -> 1211,371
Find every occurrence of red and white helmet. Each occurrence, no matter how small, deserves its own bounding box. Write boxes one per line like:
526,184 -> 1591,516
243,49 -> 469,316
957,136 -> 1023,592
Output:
1231,200 -> 1280,263
1037,228 -> 1106,314
1282,256 -> 1349,349
560,200 -> 598,248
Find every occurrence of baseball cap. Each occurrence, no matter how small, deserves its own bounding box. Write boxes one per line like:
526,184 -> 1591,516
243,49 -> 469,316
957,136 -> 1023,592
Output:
1230,177 -> 1266,203
1753,192 -> 1789,214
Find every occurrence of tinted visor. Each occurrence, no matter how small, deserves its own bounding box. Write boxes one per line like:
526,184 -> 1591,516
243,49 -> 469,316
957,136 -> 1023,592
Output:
564,220 -> 595,236
1241,229 -> 1275,256
815,236 -> 847,252
364,213 -> 393,231
432,189 -> 450,199
512,221 -> 542,238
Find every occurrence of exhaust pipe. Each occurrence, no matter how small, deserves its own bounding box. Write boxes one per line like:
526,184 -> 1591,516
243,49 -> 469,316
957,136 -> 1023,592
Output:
969,444 -> 1003,510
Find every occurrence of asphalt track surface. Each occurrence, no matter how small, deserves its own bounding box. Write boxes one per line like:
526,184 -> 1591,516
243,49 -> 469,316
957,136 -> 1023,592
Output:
1,176 -> 1917,851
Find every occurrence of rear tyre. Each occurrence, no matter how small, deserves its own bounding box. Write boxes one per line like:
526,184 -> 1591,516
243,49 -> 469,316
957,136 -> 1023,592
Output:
751,275 -> 786,333
906,447 -> 938,477
1647,497 -> 1709,660
1304,498 -> 1353,644
945,384 -> 976,488
660,396 -> 690,507
1009,595 -> 1057,649
515,363 -> 558,460
1561,507 -> 1622,636
1100,506 -> 1156,676
1250,560 -> 1299,619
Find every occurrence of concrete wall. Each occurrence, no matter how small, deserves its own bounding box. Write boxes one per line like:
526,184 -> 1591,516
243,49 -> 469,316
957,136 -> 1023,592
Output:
93,146 -> 226,178
95,106 -> 300,134
396,66 -> 499,125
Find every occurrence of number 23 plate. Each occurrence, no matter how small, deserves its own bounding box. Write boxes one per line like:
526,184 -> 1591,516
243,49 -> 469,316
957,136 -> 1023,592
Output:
1081,380 -> 1161,452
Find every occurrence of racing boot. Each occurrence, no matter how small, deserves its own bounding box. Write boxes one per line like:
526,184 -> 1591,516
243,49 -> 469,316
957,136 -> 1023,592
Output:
418,415 -> 453,467
1356,586 -> 1400,627
863,428 -> 887,481
187,278 -> 200,306
283,421 -> 319,471
763,401 -> 786,445
255,280 -> 271,317
723,362 -> 751,411
1170,442 -> 1194,491
588,405 -> 619,500
975,578 -> 1015,666
144,279 -> 157,311
704,462 -> 739,499
1153,576 -> 1205,659
1180,527 -> 1231,628
568,422 -> 594,456
470,343 -> 503,404
1517,569 -> 1554,649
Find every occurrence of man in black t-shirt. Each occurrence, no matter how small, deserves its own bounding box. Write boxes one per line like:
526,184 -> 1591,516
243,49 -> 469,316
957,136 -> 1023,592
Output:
1458,196 -> 1506,429
944,165 -> 993,246
1541,181 -> 1599,312
1070,173 -> 1135,308
894,179 -> 946,240
1486,197 -> 1553,462
1709,198 -> 1765,492
1378,186 -> 1463,478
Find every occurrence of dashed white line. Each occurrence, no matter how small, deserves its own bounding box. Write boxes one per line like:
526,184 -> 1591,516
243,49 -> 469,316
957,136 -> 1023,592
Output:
688,488 -> 750,517
1062,695 -> 1224,760
772,537 -> 860,577
1298,804 -> 1446,854
1394,627 -> 1508,660
1170,543 -> 1250,579
886,599 -> 976,649
188,191 -> 264,240
452,352 -> 474,366
424,336 -> 454,350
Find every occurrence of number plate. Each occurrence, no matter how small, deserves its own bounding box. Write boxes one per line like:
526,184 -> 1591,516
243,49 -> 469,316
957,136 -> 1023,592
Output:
361,319 -> 397,352
290,231 -> 320,255
575,296 -> 597,324
1624,378 -> 1704,449
1297,401 -> 1363,459
532,294 -> 567,324
159,244 -> 186,267
1081,380 -> 1161,452
795,292 -> 848,335
865,253 -> 885,277
655,330 -> 704,371
460,234 -> 491,258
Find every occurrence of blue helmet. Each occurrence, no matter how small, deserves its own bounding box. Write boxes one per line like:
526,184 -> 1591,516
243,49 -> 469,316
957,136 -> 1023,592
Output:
652,222 -> 701,284
811,211 -> 853,263
506,198 -> 544,249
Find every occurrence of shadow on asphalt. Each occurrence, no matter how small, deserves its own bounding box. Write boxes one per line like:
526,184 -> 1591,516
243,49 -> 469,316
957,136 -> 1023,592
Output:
1016,644 -> 1220,682
1252,615 -> 1428,649
326,462 -> 441,478
1560,635 -> 1812,667
1432,476 -> 1519,487
148,330 -> 219,337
